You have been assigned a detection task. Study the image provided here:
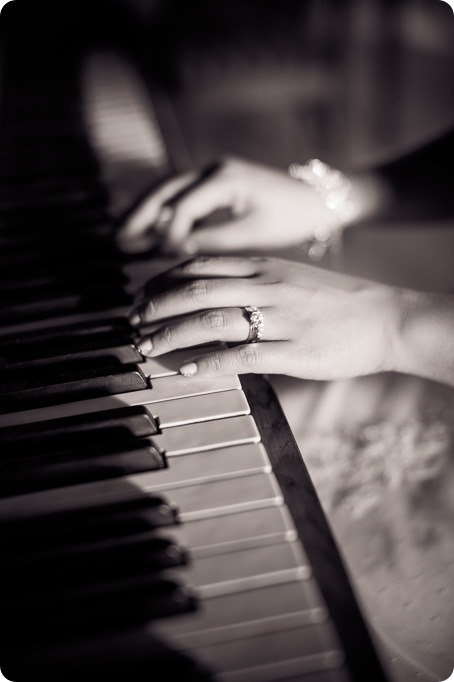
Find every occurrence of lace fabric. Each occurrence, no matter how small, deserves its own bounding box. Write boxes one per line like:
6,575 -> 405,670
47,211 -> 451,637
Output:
271,372 -> 454,682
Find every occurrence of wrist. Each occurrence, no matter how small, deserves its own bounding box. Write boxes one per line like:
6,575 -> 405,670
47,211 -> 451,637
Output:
391,288 -> 454,385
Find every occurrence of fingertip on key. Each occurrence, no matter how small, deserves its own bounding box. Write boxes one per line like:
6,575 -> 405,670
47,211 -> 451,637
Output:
138,338 -> 154,357
180,362 -> 198,377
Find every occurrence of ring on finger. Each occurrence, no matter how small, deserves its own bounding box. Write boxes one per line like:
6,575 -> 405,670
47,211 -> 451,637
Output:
243,306 -> 264,344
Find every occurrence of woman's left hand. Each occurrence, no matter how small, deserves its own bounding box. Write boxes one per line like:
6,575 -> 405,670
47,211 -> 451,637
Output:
130,256 -> 402,381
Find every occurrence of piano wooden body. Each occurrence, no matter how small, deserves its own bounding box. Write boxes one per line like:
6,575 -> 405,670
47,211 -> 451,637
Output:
0,3 -> 389,681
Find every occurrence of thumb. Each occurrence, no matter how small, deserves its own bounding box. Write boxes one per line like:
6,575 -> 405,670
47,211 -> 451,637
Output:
117,171 -> 197,241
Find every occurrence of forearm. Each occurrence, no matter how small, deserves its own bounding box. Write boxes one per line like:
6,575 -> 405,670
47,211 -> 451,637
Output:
392,289 -> 454,387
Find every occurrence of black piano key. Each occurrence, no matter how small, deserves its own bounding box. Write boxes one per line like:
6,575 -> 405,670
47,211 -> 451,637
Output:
2,574 -> 198,631
1,333 -> 138,365
0,414 -> 160,456
0,405 -> 159,457
0,261 -> 128,290
0,437 -> 166,496
0,315 -> 133,346
0,183 -> 108,211
0,363 -> 149,412
0,237 -> 123,267
0,224 -> 112,246
1,629 -> 215,682
0,149 -> 103,181
1,431 -> 165,463
1,342 -> 142,375
0,286 -> 133,325
0,172 -> 105,195
0,258 -> 126,288
0,216 -> 110,241
0,361 -> 148,393
1,275 -> 129,306
0,267 -> 127,302
1,496 -> 180,551
3,533 -> 188,592
1,579 -> 198,648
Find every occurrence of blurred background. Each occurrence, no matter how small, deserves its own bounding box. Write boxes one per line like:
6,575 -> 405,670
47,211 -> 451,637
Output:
120,0 -> 454,173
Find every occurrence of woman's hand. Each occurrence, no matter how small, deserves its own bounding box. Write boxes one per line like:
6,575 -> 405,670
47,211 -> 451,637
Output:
129,256 -> 403,381
116,157 -> 327,255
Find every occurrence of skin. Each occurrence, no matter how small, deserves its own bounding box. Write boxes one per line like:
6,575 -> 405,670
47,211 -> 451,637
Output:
119,158 -> 454,387
116,156 -> 384,255
130,256 -> 403,380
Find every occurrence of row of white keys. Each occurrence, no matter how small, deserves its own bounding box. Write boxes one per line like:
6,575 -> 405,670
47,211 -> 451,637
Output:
143,355 -> 349,680
0,369 -> 242,427
0,351 -> 350,680
0,458 -> 347,680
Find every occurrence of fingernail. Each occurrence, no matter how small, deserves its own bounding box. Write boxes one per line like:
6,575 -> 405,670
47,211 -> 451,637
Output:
129,311 -> 141,326
138,338 -> 153,356
180,361 -> 198,377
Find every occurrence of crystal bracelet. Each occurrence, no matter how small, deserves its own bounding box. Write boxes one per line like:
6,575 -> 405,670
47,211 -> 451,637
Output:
288,159 -> 360,261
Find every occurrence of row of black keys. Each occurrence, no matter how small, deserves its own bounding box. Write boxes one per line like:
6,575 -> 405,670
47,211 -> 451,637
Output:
0,315 -> 150,412
0,402 -> 165,496
0,466 -> 213,681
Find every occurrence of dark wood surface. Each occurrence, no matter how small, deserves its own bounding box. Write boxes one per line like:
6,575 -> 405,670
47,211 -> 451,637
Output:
241,373 -> 390,682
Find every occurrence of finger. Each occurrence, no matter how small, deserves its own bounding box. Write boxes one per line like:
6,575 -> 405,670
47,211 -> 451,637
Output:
133,277 -> 265,325
178,342 -> 288,377
117,172 -> 197,240
162,175 -> 236,252
137,308 -> 252,357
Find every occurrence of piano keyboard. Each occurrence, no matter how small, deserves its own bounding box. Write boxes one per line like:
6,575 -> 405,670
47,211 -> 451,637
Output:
0,4 -> 388,681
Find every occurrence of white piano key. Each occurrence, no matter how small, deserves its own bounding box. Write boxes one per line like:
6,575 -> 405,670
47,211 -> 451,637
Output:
0,468 -> 283,521
141,346 -> 219,378
0,373 -> 241,427
150,443 -> 270,491
187,538 -> 309,590
176,504 -> 297,553
157,471 -> 283,521
198,567 -> 309,601
218,650 -> 345,682
156,581 -> 327,641
186,624 -> 344,679
274,666 -> 352,682
161,610 -> 336,653
156,415 -> 260,456
149,373 -> 241,403
150,389 -> 250,427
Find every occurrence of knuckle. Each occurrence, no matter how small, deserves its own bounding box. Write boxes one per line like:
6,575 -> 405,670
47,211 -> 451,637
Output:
157,325 -> 175,346
205,353 -> 223,374
238,344 -> 262,368
201,309 -> 229,333
184,278 -> 214,304
143,299 -> 158,320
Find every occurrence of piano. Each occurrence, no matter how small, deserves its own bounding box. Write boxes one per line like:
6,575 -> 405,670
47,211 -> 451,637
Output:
0,3 -> 390,681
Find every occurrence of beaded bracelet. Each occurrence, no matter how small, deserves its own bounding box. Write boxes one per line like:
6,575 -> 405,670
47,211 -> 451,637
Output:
288,159 -> 360,261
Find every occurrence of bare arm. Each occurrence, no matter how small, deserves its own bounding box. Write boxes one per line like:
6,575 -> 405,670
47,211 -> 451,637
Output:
394,290 -> 454,387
